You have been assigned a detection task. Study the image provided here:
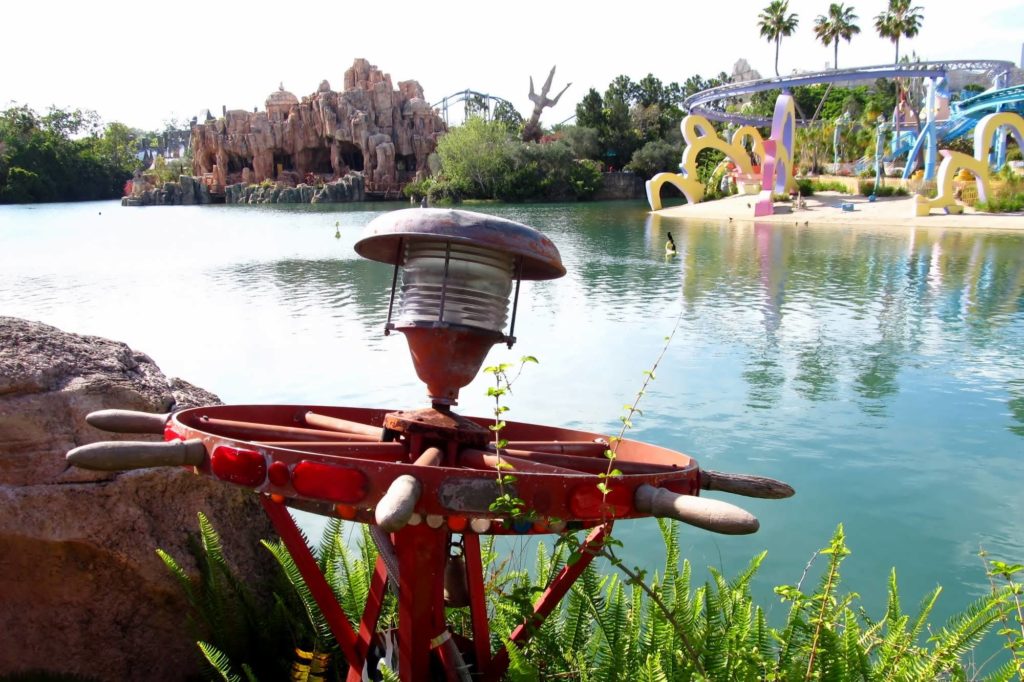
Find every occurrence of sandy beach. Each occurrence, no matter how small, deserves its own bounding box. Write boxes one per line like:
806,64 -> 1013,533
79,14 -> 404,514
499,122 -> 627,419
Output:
655,191 -> 1024,231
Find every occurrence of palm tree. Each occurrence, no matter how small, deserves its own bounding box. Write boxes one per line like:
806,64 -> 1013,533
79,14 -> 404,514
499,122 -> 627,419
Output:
874,0 -> 923,65
814,3 -> 860,70
758,1 -> 800,77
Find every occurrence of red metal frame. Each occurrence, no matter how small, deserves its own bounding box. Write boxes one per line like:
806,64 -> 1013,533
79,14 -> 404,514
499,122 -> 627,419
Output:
171,406 -> 704,681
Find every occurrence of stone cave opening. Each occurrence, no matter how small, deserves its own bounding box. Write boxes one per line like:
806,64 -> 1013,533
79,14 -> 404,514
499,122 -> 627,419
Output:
226,154 -> 252,174
273,152 -> 295,173
396,154 -> 417,172
337,142 -> 364,172
308,148 -> 333,175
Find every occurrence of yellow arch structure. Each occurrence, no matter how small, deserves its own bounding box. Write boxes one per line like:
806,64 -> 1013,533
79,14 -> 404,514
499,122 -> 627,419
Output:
916,111 -> 1024,216
646,115 -> 766,210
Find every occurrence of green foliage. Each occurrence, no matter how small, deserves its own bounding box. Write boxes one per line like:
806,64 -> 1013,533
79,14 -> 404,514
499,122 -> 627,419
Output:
573,73 -> 693,169
148,154 -> 191,184
758,0 -> 800,77
857,180 -> 908,197
557,125 -> 601,161
0,104 -> 139,203
484,356 -> 539,518
435,116 -> 514,198
156,513 -> 292,680
430,117 -> 602,202
976,194 -> 1024,213
797,178 -> 852,195
874,0 -> 925,64
975,171 -> 1024,213
492,100 -> 525,134
627,140 -> 682,180
158,515 -> 1020,682
159,513 -> 395,681
982,552 -> 1024,679
813,3 -> 861,70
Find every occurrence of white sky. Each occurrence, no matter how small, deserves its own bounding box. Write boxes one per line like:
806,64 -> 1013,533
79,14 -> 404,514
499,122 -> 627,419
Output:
3,0 -> 1022,132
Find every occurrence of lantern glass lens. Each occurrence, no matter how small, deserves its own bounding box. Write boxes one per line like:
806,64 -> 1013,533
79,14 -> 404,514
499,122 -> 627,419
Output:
398,240 -> 514,332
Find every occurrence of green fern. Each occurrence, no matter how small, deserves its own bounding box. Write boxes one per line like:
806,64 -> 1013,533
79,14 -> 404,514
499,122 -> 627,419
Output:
261,538 -> 334,652
197,641 -> 243,682
913,588 -> 1011,679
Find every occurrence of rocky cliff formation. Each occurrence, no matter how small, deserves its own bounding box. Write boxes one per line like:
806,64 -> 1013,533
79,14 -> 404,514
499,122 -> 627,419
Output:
123,172 -> 366,206
191,58 -> 446,196
0,317 -> 275,680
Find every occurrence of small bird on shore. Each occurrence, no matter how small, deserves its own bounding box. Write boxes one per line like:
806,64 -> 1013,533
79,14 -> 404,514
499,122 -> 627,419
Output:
334,220 -> 340,239
666,232 -> 677,256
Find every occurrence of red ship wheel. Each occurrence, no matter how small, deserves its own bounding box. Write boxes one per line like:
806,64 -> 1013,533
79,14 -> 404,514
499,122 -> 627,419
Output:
68,209 -> 793,681
72,403 -> 789,681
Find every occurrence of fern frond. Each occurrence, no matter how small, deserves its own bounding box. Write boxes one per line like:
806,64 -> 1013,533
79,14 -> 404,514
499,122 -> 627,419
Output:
156,548 -> 198,609
913,589 -> 1011,679
197,641 -> 242,682
261,539 -> 334,651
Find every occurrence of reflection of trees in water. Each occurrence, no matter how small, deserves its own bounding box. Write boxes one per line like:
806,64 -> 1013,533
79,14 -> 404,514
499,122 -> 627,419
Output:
793,335 -> 839,402
223,258 -> 393,333
674,224 -> 1024,416
853,346 -> 901,416
1008,380 -> 1024,438
743,352 -> 785,410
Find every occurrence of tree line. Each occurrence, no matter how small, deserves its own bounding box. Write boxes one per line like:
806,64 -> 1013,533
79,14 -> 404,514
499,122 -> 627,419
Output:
415,0 -> 938,201
0,104 -> 149,203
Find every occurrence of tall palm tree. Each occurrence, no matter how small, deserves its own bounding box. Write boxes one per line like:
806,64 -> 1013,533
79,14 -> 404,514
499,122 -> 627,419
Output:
758,1 -> 800,77
814,3 -> 860,70
874,0 -> 923,65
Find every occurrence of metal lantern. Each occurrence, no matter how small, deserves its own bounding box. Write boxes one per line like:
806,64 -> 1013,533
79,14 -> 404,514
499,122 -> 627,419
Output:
354,208 -> 564,406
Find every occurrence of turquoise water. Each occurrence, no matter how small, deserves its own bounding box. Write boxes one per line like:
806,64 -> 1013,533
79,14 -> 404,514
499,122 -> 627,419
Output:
2,199 -> 1023,635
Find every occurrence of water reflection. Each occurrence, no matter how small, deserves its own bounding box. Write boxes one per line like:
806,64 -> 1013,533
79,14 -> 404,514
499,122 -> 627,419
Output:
220,258 -> 393,333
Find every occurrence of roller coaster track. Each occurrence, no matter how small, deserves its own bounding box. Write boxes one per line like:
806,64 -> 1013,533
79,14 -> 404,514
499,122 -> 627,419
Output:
431,90 -> 515,124
684,60 -> 1015,126
897,82 -> 1024,178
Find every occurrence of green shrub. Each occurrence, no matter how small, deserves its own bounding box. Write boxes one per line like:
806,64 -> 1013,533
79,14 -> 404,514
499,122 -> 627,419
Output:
796,178 -> 815,196
976,193 -> 1024,213
857,180 -> 907,197
160,516 -> 1022,682
626,139 -> 681,180
811,179 -> 851,193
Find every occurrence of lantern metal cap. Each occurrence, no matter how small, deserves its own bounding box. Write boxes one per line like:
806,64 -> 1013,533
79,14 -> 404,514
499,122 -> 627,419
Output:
354,208 -> 566,281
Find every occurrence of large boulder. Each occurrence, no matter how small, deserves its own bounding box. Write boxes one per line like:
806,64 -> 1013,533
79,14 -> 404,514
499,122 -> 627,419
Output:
0,317 -> 276,681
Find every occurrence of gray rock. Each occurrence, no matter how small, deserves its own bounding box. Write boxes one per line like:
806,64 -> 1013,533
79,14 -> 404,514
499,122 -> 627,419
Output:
180,175 -> 197,205
0,317 -> 275,680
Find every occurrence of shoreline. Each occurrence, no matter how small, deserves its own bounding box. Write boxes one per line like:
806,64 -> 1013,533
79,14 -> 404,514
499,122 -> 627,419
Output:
654,191 -> 1024,231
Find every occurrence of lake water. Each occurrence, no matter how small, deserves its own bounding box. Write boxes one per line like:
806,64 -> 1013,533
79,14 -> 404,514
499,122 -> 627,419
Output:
2,198 -> 1023,633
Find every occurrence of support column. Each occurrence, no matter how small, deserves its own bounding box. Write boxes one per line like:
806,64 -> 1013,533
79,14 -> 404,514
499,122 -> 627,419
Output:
396,524 -> 449,682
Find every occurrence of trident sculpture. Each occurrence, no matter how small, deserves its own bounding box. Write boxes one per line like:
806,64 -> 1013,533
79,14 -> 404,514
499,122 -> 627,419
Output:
522,66 -> 571,142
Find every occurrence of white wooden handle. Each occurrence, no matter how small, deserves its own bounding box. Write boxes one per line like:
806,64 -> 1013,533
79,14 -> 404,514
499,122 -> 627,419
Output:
634,484 -> 759,535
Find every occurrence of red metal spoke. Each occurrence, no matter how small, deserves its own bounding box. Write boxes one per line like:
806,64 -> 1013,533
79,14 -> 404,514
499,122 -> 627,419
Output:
199,416 -> 379,442
345,555 -> 390,682
462,533 -> 492,674
303,411 -> 384,438
259,495 -> 360,669
487,524 -> 610,681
